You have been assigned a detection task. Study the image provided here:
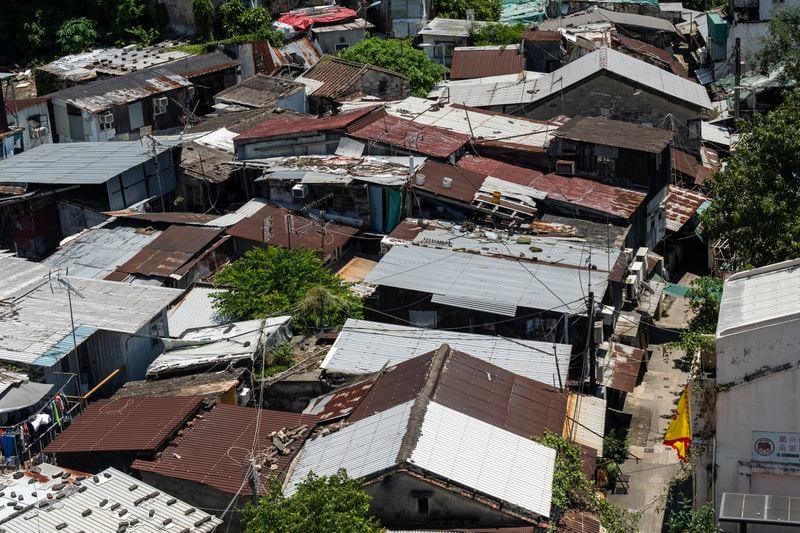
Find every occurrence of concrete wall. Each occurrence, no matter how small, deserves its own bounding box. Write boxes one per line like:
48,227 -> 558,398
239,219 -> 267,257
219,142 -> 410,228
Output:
5,101 -> 54,150
716,317 -> 800,385
277,88 -> 308,114
715,366 -> 800,515
236,131 -> 344,160
313,28 -> 369,55
515,73 -> 705,151
366,471 -> 532,529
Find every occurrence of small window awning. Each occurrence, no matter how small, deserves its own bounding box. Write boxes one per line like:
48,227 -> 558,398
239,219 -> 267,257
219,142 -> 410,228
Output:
601,342 -> 645,394
720,492 -> 800,526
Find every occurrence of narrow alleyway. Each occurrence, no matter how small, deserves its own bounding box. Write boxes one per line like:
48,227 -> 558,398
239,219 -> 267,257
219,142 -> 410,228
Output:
607,343 -> 689,532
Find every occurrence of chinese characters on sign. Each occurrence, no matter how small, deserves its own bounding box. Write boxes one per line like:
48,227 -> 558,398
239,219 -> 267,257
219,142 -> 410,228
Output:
752,431 -> 800,465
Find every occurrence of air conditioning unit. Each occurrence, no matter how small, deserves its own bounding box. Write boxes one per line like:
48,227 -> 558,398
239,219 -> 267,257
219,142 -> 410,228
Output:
593,320 -> 604,344
29,126 -> 48,139
100,113 -> 114,125
625,275 -> 637,301
635,247 -> 648,263
292,184 -> 309,199
602,305 -> 614,326
630,261 -> 644,285
154,96 -> 168,108
555,160 -> 575,175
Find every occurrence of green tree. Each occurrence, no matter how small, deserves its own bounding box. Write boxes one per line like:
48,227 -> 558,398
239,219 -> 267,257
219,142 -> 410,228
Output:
193,0 -> 215,41
239,7 -> 272,34
56,17 -> 97,54
471,22 -> 524,46
339,37 -> 448,97
212,247 -> 362,331
218,0 -> 247,38
666,497 -> 721,533
756,6 -> 800,82
112,0 -> 157,46
671,276 -> 722,355
536,431 -> 639,533
702,89 -> 800,267
435,0 -> 502,21
243,471 -> 382,533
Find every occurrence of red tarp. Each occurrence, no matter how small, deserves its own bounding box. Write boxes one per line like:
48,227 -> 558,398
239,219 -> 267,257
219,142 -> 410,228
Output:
277,7 -> 358,31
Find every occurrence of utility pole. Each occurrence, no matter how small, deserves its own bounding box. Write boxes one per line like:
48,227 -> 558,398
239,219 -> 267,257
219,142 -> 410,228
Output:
588,288 -> 597,394
262,216 -> 273,248
248,459 -> 259,505
285,213 -> 293,249
319,210 -> 327,254
734,37 -> 742,123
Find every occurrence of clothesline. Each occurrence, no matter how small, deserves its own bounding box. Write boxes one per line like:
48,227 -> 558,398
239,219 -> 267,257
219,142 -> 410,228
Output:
0,374 -> 78,431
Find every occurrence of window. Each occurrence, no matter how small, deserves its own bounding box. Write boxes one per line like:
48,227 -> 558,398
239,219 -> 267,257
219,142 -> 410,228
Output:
99,112 -> 114,131
596,156 -> 616,178
153,96 -> 168,116
417,497 -> 429,514
335,43 -> 349,51
339,36 -> 347,43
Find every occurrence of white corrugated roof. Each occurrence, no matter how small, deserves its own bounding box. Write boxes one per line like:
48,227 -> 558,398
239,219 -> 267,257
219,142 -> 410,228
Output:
0,141 -> 169,185
285,400 -> 413,495
206,197 -> 269,227
567,394 -> 606,457
365,245 -> 600,316
410,401 -> 555,517
0,466 -> 220,533
0,253 -> 183,366
286,399 -> 556,518
717,259 -> 800,338
321,319 -> 571,385
384,97 -> 556,149
438,47 -> 712,110
167,286 -> 224,337
418,17 -> 487,37
43,224 -> 162,279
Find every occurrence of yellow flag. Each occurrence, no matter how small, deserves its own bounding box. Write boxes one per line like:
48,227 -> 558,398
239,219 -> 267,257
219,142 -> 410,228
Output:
664,385 -> 691,462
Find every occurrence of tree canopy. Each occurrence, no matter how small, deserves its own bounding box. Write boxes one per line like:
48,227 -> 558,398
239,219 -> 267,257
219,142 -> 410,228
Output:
435,0 -> 502,21
242,471 -> 382,533
702,88 -> 800,267
338,37 -> 448,97
212,246 -> 362,331
193,0 -> 215,41
471,23 -> 524,46
756,6 -> 800,82
56,18 -> 98,54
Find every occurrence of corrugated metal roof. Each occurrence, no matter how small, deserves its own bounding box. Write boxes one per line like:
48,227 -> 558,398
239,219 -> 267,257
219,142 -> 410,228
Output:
147,317 -> 291,377
45,396 -> 203,454
365,245 -> 600,315
441,47 -> 711,110
286,400 -> 413,495
566,394 -> 606,457
114,225 -> 223,278
413,159 -> 484,203
214,74 -> 305,109
418,17 -> 488,37
384,97 -> 555,151
0,253 -> 182,366
430,71 -> 545,107
612,33 -> 686,77
349,348 -> 572,446
113,367 -> 244,401
450,46 -> 525,80
225,204 -> 358,254
346,109 -> 470,159
296,55 -> 407,98
303,379 -> 376,420
558,510 -> 602,533
0,141 -> 170,185
234,105 -> 377,142
43,224 -> 162,279
601,342 -> 644,393
133,405 -> 318,495
109,211 -> 220,225
320,319 -> 571,385
537,8 -> 676,33
664,184 -> 707,232
0,466 -> 221,533
672,148 -> 713,184
207,198 -> 269,227
555,115 -> 674,153
410,401 -> 555,517
167,286 -> 223,338
717,259 -> 800,338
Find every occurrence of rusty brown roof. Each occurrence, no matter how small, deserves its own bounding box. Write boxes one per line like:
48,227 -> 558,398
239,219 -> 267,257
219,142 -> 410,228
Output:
301,55 -> 407,98
665,184 -> 707,232
413,159 -> 484,204
112,368 -> 245,402
109,211 -> 220,225
558,510 -> 602,533
450,47 -> 525,80
45,396 -> 203,455
234,105 -> 377,142
672,148 -> 713,184
115,225 -> 223,278
132,405 -> 318,495
225,204 -> 357,254
349,347 -> 572,446
603,342 -> 645,393
523,30 -> 562,42
555,115 -> 674,153
303,379 -> 376,421
612,33 -> 686,77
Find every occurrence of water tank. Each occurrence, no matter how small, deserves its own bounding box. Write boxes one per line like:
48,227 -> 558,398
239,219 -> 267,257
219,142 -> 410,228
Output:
442,177 -> 453,189
416,173 -> 426,186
